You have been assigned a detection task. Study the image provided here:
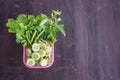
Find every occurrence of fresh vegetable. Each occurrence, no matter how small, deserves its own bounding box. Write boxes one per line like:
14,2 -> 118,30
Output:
26,41 -> 52,66
6,10 -> 66,48
40,59 -> 48,66
39,49 -> 46,57
27,58 -> 35,66
6,10 -> 66,67
31,52 -> 40,60
32,43 -> 40,52
26,48 -> 32,56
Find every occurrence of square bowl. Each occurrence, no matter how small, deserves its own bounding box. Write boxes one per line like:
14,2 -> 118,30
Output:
23,44 -> 54,69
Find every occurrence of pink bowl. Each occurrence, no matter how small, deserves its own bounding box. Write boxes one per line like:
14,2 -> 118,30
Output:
23,44 -> 54,69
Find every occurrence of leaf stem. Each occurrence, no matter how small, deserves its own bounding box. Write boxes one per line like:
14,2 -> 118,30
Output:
26,34 -> 31,46
31,30 -> 37,44
34,30 -> 45,43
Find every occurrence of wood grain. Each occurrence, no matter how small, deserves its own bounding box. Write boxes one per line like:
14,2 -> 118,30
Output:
0,0 -> 120,80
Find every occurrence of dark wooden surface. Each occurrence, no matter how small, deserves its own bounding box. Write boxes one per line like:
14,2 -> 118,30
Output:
0,0 -> 120,80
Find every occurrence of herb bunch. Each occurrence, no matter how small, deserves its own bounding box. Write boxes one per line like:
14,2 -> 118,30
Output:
6,10 -> 66,47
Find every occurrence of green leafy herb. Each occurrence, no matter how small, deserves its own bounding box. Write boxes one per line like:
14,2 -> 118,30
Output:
6,10 -> 66,48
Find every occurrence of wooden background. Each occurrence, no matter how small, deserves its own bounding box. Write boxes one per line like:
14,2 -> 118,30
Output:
0,0 -> 120,80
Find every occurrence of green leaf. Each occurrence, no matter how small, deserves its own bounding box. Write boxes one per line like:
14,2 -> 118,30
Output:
19,23 -> 27,30
16,33 -> 24,43
17,14 -> 27,24
41,14 -> 47,19
28,15 -> 34,21
27,15 -> 35,26
56,25 -> 66,36
47,31 -> 57,43
52,10 -> 61,16
6,19 -> 19,33
40,18 -> 48,26
21,39 -> 26,44
36,14 -> 47,22
36,26 -> 41,31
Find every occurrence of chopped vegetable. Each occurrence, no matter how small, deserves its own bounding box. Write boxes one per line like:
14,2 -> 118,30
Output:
31,52 -> 40,60
32,43 -> 40,52
27,58 -> 35,66
6,10 -> 66,67
39,49 -> 46,57
40,59 -> 48,66
26,48 -> 32,56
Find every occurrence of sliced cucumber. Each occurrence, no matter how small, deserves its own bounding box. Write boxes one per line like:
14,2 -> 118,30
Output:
32,43 -> 40,52
39,49 -> 46,57
32,52 -> 40,60
39,59 -> 48,66
27,58 -> 35,66
26,48 -> 32,56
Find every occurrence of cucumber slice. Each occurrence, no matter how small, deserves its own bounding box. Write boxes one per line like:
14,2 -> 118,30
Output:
39,59 -> 48,66
32,43 -> 40,52
32,52 -> 40,60
26,48 -> 32,56
39,49 -> 46,57
27,58 -> 35,66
